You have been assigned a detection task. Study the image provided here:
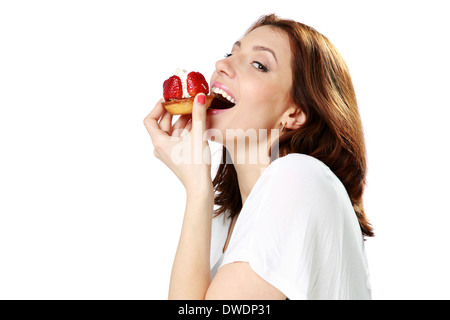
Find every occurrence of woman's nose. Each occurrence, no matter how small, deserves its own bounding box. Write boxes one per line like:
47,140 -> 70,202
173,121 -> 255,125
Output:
215,57 -> 235,79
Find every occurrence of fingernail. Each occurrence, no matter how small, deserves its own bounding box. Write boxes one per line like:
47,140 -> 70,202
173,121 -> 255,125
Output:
197,94 -> 206,105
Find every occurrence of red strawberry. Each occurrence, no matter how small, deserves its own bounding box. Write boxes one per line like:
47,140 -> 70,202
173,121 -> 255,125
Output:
163,75 -> 183,101
186,72 -> 209,97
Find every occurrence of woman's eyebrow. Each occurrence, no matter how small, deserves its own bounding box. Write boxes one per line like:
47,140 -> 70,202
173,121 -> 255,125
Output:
253,45 -> 277,63
233,41 -> 278,63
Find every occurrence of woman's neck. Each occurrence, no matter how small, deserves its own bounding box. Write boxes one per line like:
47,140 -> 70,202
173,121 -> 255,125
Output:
227,139 -> 274,205
233,162 -> 269,205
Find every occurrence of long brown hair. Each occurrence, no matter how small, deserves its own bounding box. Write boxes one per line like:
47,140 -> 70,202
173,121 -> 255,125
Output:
213,14 -> 374,238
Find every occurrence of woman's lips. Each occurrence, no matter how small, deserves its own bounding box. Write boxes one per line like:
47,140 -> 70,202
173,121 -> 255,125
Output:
210,81 -> 237,102
207,108 -> 229,115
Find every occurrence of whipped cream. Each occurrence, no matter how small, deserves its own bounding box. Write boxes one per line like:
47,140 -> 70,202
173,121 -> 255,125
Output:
174,68 -> 190,98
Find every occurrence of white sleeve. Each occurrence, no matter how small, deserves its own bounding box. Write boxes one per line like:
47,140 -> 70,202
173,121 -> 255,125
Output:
220,154 -> 345,300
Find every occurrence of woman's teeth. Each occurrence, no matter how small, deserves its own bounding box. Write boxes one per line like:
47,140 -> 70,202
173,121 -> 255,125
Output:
211,87 -> 236,104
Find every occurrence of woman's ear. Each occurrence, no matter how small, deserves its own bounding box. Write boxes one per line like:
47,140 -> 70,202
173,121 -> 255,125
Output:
283,106 -> 306,130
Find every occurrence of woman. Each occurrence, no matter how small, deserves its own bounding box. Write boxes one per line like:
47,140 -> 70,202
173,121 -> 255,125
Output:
144,14 -> 373,300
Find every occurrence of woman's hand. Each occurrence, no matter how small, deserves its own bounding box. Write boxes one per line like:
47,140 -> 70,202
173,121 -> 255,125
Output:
144,94 -> 212,193
145,94 -> 214,299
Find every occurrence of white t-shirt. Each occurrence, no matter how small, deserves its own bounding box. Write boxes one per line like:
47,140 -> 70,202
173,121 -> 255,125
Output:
210,153 -> 371,300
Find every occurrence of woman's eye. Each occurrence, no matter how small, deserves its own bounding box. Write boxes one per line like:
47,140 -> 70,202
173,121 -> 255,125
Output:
252,61 -> 268,72
224,53 -> 233,58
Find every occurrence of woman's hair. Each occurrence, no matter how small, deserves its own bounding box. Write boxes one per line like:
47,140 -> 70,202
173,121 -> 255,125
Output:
213,14 -> 374,238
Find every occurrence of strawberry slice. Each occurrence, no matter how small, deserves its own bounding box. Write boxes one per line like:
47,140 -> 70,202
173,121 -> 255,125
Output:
187,72 -> 209,97
163,75 -> 183,101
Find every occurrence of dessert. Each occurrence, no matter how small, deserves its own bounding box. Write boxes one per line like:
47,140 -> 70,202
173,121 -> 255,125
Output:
162,69 -> 237,115
162,69 -> 213,115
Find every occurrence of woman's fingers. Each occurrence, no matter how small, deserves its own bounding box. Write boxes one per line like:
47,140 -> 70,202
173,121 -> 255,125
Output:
143,99 -> 166,135
144,96 -> 208,141
191,94 -> 207,132
159,110 -> 173,134
190,94 -> 208,143
180,120 -> 192,138
172,114 -> 192,137
190,94 -> 211,165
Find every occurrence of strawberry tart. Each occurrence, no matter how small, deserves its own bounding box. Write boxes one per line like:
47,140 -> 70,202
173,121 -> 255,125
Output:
162,69 -> 236,115
162,69 -> 213,115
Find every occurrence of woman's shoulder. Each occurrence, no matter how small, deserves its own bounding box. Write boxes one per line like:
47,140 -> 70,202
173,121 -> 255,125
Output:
261,153 -> 346,208
267,153 -> 334,184
272,153 -> 328,168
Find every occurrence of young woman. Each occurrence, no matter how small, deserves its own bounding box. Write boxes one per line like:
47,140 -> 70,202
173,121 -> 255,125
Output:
144,14 -> 373,300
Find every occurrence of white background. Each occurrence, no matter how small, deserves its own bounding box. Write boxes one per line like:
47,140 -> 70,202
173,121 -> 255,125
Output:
1,0 -> 449,299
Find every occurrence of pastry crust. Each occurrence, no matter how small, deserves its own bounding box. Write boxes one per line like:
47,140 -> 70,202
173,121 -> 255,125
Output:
162,95 -> 214,115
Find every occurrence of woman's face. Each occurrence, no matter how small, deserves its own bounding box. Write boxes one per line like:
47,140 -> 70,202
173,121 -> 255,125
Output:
207,26 -> 294,143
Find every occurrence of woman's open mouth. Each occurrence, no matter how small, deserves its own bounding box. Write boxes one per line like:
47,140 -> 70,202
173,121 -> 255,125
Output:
209,82 -> 237,110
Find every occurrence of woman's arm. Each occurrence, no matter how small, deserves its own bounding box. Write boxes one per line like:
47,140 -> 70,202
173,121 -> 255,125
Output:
144,95 -> 214,299
206,262 -> 286,300
169,185 -> 214,299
